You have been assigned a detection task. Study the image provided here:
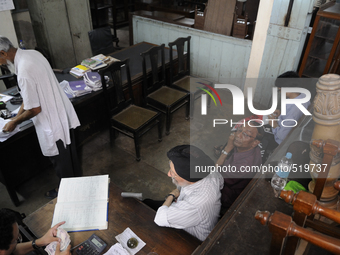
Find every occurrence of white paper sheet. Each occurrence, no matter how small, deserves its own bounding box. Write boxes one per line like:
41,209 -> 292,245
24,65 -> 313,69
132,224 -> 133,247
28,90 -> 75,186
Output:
0,0 -> 14,12
115,228 -> 146,255
104,243 -> 130,255
0,93 -> 13,102
0,118 -> 20,142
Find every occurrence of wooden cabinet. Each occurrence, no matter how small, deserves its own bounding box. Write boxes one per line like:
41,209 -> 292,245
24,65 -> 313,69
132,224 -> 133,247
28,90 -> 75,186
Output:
115,0 -> 135,27
91,0 -> 135,28
299,2 -> 340,78
90,0 -> 114,28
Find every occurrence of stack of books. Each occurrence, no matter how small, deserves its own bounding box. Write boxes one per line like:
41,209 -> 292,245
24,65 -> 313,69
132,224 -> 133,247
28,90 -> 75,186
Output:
60,80 -> 92,98
84,72 -> 102,91
81,58 -> 107,70
69,54 -> 119,79
69,65 -> 90,78
92,54 -> 118,65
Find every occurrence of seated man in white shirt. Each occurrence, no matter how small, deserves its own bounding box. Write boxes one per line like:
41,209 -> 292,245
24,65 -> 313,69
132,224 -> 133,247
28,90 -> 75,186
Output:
153,145 -> 224,241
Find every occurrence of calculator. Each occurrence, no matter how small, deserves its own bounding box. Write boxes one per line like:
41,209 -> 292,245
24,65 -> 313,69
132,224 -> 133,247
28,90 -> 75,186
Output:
75,234 -> 107,255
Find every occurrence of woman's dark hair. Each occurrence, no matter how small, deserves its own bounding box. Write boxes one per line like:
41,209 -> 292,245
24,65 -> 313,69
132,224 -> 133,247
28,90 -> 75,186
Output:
0,208 -> 17,250
275,71 -> 300,88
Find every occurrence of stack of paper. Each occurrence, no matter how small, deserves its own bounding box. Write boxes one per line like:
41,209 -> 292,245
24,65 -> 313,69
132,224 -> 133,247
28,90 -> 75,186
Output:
69,65 -> 90,78
84,72 -> 102,91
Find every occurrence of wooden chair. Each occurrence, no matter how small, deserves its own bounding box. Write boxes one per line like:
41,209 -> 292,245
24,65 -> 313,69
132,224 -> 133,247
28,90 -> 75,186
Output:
140,44 -> 190,135
88,26 -> 119,56
98,59 -> 162,161
232,13 -> 249,39
194,4 -> 207,29
168,36 -> 212,118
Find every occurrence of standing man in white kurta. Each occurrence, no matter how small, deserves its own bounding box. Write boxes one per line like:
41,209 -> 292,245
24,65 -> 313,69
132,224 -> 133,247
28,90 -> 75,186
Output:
0,36 -> 81,198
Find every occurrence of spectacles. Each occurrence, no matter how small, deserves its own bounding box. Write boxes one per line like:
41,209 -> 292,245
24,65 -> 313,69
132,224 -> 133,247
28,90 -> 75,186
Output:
11,233 -> 22,244
236,128 -> 256,139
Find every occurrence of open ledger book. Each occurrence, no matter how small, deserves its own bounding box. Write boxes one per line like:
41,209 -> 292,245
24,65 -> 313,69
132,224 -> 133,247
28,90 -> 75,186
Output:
51,175 -> 110,232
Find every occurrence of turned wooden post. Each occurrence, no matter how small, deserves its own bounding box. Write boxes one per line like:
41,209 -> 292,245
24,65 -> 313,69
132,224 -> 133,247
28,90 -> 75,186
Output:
281,190 -> 340,224
334,181 -> 340,191
280,188 -> 340,254
309,74 -> 340,206
255,210 -> 340,255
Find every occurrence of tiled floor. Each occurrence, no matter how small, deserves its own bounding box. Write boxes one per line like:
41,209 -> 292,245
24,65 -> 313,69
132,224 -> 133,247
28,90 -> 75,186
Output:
0,26 -> 248,221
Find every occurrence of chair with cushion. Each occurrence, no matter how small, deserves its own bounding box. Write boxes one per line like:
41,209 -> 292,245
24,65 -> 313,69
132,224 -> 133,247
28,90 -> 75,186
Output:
168,36 -> 212,118
88,26 -> 119,56
98,58 -> 162,161
140,44 -> 190,135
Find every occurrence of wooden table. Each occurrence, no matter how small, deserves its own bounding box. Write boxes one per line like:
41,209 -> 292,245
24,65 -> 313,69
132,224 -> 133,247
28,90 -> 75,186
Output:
1,42 -> 178,206
23,183 -> 201,255
134,0 -> 196,18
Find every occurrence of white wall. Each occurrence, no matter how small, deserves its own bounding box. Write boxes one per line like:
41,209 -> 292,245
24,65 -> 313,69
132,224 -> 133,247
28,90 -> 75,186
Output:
133,16 -> 252,89
253,0 -> 314,107
132,0 -> 314,107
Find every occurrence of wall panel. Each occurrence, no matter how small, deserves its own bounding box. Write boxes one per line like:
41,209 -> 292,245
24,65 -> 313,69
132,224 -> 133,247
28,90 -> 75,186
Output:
133,16 -> 252,87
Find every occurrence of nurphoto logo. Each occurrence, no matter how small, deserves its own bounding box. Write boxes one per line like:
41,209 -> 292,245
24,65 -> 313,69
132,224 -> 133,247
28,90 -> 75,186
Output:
201,84 -> 311,128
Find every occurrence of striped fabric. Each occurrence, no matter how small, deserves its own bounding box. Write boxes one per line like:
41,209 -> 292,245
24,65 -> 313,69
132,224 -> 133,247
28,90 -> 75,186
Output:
154,172 -> 224,241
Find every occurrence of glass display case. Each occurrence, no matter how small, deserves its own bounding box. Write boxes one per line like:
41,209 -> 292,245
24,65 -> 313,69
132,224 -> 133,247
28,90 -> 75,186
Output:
299,2 -> 340,78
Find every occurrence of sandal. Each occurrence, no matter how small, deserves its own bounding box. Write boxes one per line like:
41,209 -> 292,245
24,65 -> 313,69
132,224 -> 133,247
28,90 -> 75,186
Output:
213,145 -> 224,158
45,188 -> 58,199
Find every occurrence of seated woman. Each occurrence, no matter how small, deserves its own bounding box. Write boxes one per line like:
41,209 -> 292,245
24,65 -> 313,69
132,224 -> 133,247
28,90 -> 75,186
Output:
214,71 -> 311,163
216,121 -> 264,214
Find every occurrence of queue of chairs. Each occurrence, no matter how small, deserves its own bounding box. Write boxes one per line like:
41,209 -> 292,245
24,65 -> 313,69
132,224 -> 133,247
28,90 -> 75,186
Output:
99,36 -> 212,161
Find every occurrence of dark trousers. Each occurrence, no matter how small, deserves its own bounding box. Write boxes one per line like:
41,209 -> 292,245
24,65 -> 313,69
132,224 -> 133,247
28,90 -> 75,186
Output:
142,199 -> 164,211
49,130 -> 82,180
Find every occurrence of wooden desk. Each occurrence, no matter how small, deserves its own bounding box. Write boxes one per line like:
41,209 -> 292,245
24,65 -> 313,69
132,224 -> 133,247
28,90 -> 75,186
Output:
135,0 -> 196,18
23,183 -> 201,255
0,94 -> 51,206
130,10 -> 186,23
1,42 -> 178,206
149,4 -> 195,18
